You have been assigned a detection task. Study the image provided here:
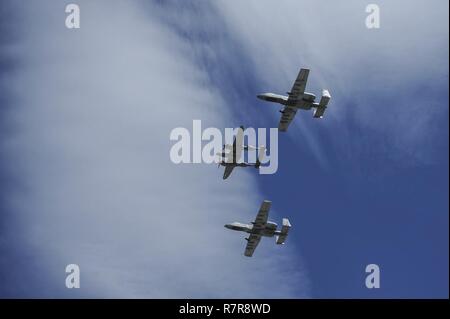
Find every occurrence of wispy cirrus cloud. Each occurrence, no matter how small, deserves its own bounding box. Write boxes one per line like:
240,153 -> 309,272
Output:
0,1 -> 308,298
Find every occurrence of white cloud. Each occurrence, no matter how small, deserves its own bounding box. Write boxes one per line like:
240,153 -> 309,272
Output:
0,1 -> 308,297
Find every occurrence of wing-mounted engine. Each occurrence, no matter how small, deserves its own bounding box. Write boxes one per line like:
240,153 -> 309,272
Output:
313,89 -> 331,118
276,218 -> 291,245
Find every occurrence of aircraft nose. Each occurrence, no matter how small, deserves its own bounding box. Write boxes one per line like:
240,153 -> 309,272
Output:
224,224 -> 232,229
257,94 -> 265,100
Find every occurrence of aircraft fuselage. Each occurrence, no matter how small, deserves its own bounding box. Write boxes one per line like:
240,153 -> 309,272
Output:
225,221 -> 282,237
257,92 -> 318,110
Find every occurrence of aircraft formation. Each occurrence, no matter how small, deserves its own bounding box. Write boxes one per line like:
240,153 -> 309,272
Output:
219,68 -> 332,257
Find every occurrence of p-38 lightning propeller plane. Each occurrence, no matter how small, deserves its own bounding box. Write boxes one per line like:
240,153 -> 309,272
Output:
218,126 -> 266,180
225,200 -> 291,257
257,68 -> 331,132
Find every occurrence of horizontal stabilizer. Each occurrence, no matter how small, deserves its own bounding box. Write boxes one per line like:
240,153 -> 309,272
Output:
276,218 -> 291,245
313,90 -> 331,118
313,106 -> 326,118
320,89 -> 331,106
244,145 -> 264,151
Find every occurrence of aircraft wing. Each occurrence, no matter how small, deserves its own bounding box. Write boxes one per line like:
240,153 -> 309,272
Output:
244,233 -> 262,257
229,126 -> 244,163
222,165 -> 235,180
288,68 -> 309,100
278,106 -> 298,132
251,200 -> 271,232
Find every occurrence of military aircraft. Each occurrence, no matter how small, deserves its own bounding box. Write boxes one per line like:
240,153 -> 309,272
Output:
257,68 -> 331,131
218,126 -> 266,180
225,200 -> 291,257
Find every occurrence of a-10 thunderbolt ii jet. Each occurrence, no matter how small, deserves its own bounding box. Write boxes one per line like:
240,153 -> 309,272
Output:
225,200 -> 291,257
218,126 -> 266,180
257,68 -> 331,132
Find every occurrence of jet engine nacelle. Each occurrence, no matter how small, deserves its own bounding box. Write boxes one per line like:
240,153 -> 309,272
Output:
266,221 -> 278,230
302,92 -> 316,102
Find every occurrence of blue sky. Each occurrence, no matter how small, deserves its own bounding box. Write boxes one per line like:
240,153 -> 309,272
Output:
0,0 -> 448,298
182,0 -> 449,297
